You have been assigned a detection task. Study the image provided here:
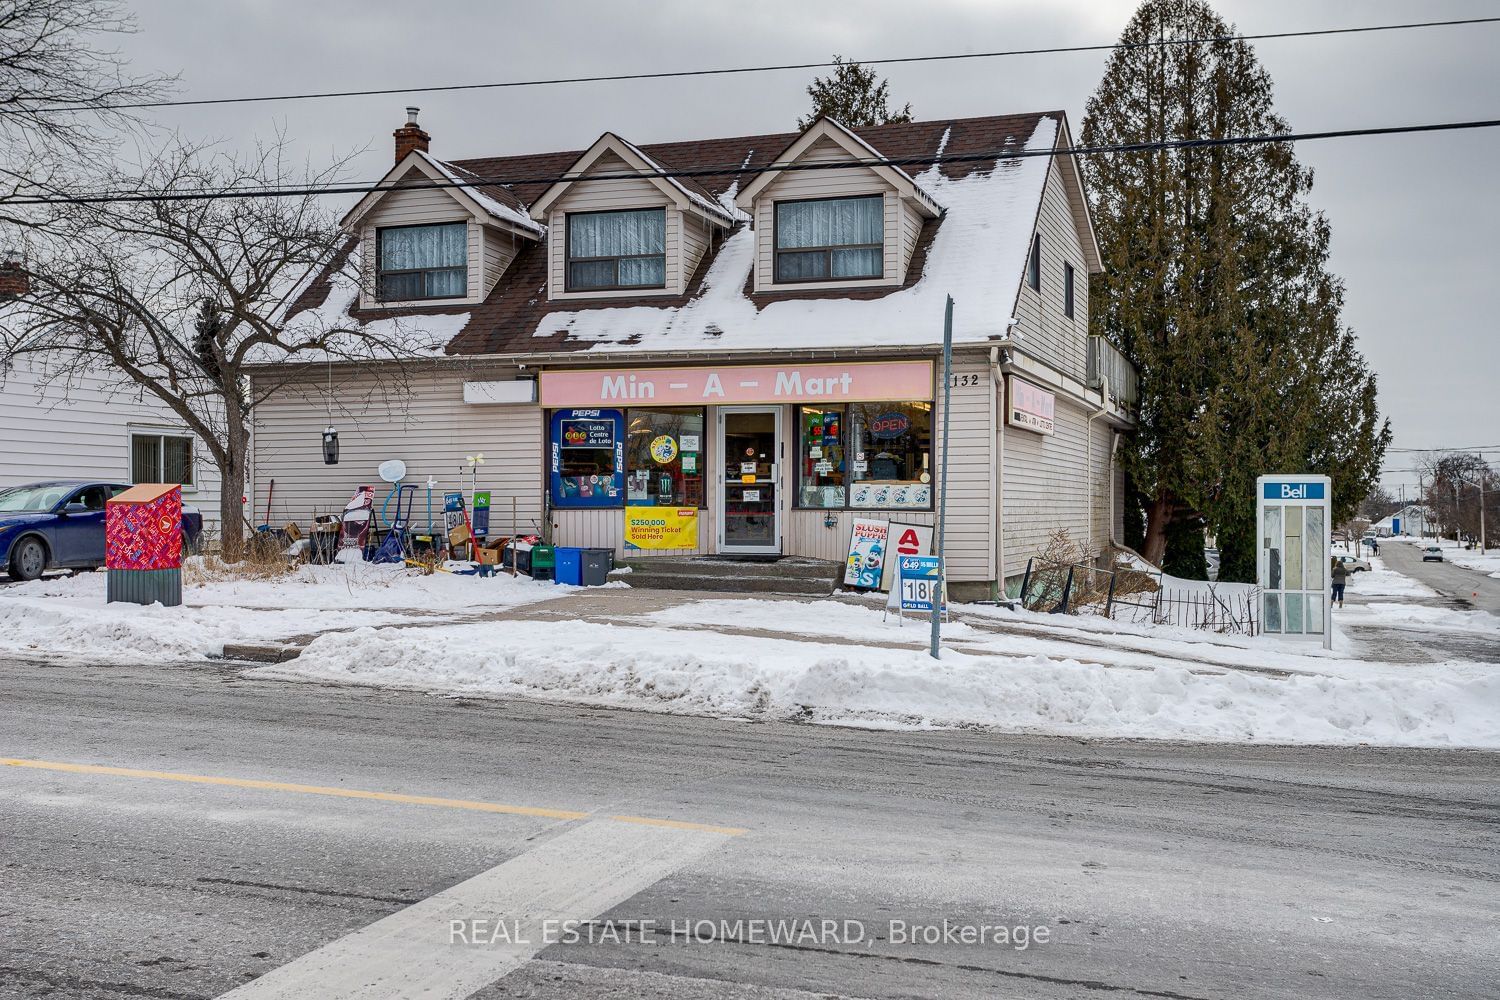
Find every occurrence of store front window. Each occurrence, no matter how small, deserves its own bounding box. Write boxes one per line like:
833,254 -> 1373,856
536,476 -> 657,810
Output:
549,408 -> 625,508
625,407 -> 706,507
795,401 -> 932,510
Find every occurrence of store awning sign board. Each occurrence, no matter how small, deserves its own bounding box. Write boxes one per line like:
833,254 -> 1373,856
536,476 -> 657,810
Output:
1007,377 -> 1055,435
540,360 -> 933,408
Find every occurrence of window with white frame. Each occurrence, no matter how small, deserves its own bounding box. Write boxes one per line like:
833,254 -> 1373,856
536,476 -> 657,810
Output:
132,433 -> 194,486
1027,233 -> 1041,291
566,208 -> 667,291
1063,261 -> 1075,318
774,195 -> 884,282
377,222 -> 468,300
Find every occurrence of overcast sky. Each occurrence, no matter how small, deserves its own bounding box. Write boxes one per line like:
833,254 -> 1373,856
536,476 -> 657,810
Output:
114,0 -> 1498,495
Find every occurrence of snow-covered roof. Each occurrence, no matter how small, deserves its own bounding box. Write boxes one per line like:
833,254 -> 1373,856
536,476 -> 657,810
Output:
288,111 -> 1079,361
734,116 -> 943,219
338,149 -> 546,239
528,132 -> 736,227
417,152 -> 546,237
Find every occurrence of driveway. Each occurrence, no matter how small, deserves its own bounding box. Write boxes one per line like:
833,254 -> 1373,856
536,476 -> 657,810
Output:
1382,541 -> 1500,615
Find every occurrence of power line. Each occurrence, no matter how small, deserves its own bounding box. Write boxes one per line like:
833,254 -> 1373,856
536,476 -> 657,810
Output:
9,16 -> 1500,115
7,115 -> 1500,207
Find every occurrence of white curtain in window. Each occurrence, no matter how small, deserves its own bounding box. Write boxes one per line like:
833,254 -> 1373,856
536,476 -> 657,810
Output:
380,223 -> 467,271
569,210 -> 665,258
777,197 -> 882,249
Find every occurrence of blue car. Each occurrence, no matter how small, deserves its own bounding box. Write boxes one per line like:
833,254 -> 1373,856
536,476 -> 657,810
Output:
0,481 -> 204,582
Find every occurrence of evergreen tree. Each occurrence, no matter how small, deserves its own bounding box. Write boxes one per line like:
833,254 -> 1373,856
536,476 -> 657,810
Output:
799,56 -> 912,129
1081,0 -> 1389,577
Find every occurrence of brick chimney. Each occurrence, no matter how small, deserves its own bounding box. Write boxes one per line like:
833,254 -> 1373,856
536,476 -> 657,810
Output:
393,106 -> 430,163
0,260 -> 29,298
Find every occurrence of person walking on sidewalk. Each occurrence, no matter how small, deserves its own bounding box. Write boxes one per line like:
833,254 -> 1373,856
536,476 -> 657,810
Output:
1331,557 -> 1349,609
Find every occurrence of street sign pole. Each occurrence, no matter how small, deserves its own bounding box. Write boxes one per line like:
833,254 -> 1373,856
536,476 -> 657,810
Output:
931,296 -> 954,660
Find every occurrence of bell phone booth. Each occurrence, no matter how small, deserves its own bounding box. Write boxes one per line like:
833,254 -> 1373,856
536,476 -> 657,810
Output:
1256,474 -> 1332,649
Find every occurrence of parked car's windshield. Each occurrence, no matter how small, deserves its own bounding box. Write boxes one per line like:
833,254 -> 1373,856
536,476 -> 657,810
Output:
0,484 -> 75,513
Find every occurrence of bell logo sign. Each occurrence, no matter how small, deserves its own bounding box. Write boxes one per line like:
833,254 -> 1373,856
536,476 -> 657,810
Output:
1281,484 -> 1306,499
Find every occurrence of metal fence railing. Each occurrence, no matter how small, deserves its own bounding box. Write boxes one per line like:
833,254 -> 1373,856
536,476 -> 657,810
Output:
1088,336 -> 1139,410
1019,557 -> 1261,636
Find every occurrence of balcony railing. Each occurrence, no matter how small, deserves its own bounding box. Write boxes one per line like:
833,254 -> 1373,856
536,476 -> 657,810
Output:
1088,335 -> 1139,410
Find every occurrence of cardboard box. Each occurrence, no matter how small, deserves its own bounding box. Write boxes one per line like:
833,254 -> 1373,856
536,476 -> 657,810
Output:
283,522 -> 303,542
475,543 -> 503,566
448,524 -> 471,546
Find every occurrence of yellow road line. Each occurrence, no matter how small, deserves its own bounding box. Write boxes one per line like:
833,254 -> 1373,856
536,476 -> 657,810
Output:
609,814 -> 749,836
0,757 -> 744,835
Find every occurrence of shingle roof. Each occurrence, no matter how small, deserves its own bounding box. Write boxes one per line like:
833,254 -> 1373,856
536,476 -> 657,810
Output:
287,111 -> 1064,359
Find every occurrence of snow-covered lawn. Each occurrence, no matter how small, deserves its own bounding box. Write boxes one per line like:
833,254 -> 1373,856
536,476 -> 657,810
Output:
253,607 -> 1499,748
7,552 -> 1498,749
0,559 -> 566,662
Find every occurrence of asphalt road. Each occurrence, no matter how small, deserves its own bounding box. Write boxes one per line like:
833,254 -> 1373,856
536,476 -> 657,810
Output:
2,654 -> 1497,1000
1381,541 -> 1500,615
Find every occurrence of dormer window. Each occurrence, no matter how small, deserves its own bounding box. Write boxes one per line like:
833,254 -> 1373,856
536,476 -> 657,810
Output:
566,209 -> 667,291
774,195 -> 884,282
377,222 -> 468,300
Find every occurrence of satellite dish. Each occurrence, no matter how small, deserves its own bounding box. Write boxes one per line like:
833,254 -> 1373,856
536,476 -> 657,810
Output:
378,459 -> 407,483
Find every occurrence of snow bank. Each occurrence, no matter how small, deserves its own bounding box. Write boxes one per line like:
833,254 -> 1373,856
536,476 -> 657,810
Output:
0,599 -> 409,661
265,617 -> 1500,748
0,562 -> 567,661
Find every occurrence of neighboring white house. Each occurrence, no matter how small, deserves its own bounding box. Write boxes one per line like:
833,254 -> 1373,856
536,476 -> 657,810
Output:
0,355 -> 222,532
1373,505 -> 1432,538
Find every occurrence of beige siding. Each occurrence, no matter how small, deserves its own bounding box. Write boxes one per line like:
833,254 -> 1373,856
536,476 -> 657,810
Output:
1089,418 -> 1114,549
898,200 -> 923,283
680,213 -> 713,290
1012,158 -> 1089,382
481,225 -> 522,296
355,184 -> 529,309
752,136 -> 901,293
548,151 -> 676,302
932,359 -> 995,582
1001,391 -> 1096,578
249,367 -> 543,534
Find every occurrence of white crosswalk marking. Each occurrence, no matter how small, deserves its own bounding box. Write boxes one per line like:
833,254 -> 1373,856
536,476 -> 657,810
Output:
217,819 -> 733,999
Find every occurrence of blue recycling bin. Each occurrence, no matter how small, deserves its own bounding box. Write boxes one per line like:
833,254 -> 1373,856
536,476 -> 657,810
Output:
554,547 -> 610,586
555,547 -> 583,586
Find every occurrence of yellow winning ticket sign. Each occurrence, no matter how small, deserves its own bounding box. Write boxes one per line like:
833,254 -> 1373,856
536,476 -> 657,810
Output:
625,506 -> 698,550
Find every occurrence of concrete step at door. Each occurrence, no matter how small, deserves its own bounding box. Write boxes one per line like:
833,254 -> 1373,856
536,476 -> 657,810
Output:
618,571 -> 836,596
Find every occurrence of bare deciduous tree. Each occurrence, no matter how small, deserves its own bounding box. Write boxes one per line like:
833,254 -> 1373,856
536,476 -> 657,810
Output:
0,139 -> 440,560
0,0 -> 173,211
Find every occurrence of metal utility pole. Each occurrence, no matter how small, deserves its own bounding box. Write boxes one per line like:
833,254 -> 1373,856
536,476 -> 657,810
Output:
931,295 -> 954,661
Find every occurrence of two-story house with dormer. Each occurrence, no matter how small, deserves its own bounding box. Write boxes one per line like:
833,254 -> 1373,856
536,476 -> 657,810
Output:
250,107 -> 1136,599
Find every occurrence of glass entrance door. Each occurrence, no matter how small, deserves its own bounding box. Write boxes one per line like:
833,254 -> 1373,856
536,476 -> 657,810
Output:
719,408 -> 780,553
